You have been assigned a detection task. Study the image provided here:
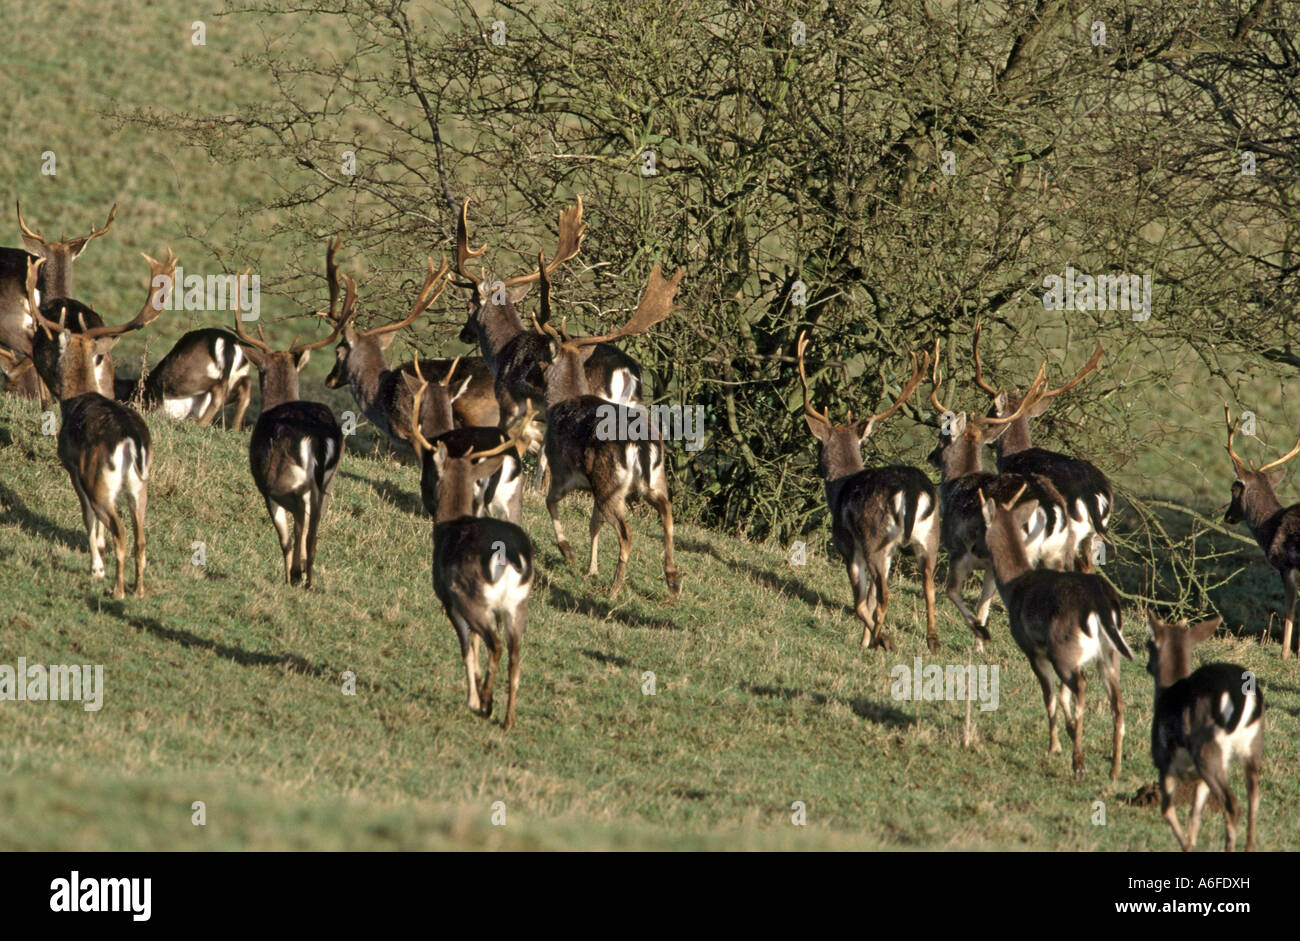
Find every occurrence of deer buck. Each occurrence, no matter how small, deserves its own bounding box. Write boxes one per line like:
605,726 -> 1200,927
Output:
420,376 -> 537,729
1,202 -> 116,399
402,359 -> 523,524
454,197 -> 643,445
981,483 -> 1132,779
1145,611 -> 1264,851
231,265 -> 351,587
25,250 -> 175,599
320,236 -> 496,454
536,262 -> 684,597
1224,405 -> 1300,659
928,351 -> 1075,648
796,332 -> 938,651
973,323 -> 1111,571
117,329 -> 253,429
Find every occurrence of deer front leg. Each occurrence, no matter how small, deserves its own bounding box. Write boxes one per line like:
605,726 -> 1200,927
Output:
266,498 -> 293,584
1281,569 -> 1296,660
1160,773 -> 1190,851
920,546 -> 939,653
846,553 -> 876,648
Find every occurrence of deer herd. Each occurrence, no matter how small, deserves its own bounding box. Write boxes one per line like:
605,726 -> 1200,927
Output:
0,199 -> 1289,851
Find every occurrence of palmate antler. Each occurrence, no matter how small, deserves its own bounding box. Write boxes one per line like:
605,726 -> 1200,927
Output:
30,250 -> 177,340
973,319 -> 1104,406
798,331 -> 928,434
452,196 -> 586,294
17,200 -> 117,251
932,336 -> 1048,428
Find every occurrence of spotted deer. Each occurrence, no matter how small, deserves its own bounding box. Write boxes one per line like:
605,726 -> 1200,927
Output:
981,483 -> 1131,779
25,250 -> 175,599
796,332 -> 938,651
1,202 -> 116,399
402,358 -> 523,524
119,329 -> 253,429
973,323 -> 1111,571
231,266 -> 351,588
420,379 -> 537,729
536,262 -> 683,597
1145,611 -> 1264,851
320,236 -> 497,454
928,351 -> 1075,647
1224,405 -> 1300,659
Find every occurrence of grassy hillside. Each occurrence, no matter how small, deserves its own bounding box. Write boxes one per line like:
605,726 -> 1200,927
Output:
1,393 -> 1297,851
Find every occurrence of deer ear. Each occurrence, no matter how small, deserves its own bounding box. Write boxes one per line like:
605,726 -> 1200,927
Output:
1025,397 -> 1053,419
470,453 -> 508,481
950,412 -> 967,436
1146,610 -> 1168,643
401,371 -> 422,396
980,496 -> 996,526
993,392 -> 1009,417
852,417 -> 875,441
1189,616 -> 1222,644
1267,467 -> 1288,489
449,375 -> 472,404
981,421 -> 1011,443
238,344 -> 268,371
431,441 -> 449,475
294,349 -> 311,371
578,345 -> 598,364
20,235 -> 47,258
378,330 -> 400,351
804,413 -> 831,442
507,283 -> 533,305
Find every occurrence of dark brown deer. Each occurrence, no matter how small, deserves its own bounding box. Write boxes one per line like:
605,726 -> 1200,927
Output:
231,268 -> 350,588
1146,611 -> 1264,851
796,331 -> 938,651
0,346 -> 44,400
973,323 -> 1111,571
26,250 -> 175,599
320,236 -> 496,454
402,359 -> 523,524
1,202 -> 116,399
981,483 -> 1132,779
928,352 -> 1075,648
119,329 -> 253,429
1224,405 -> 1300,659
537,262 -> 684,597
420,376 -> 536,729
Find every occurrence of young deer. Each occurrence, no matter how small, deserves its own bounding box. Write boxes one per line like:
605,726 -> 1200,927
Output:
1224,405 -> 1300,659
796,332 -> 938,651
231,268 -> 352,588
981,483 -> 1132,779
402,359 -> 523,523
1,202 -> 116,370
928,353 -> 1075,647
1145,611 -> 1264,851
413,368 -> 536,729
122,328 -> 253,429
537,262 -> 684,597
26,250 -> 175,599
321,236 -> 497,454
973,323 -> 1111,571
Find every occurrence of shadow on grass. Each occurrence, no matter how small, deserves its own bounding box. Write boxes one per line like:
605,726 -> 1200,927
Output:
546,583 -> 684,631
742,682 -> 915,728
580,648 -> 634,668
340,470 -> 424,517
0,482 -> 83,550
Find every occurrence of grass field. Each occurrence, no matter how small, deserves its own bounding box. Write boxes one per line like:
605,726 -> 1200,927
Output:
2,1 -> 1299,851
1,393 -> 1297,851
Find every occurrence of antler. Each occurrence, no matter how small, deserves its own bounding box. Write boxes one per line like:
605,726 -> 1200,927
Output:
17,201 -> 116,249
537,251 -> 552,325
454,198 -> 489,287
1258,427 -> 1300,473
500,196 -> 586,289
930,339 -> 952,415
569,264 -> 683,349
358,254 -> 450,339
230,270 -> 274,354
972,320 -> 999,397
976,481 -> 1030,514
1041,341 -> 1104,399
865,349 -> 930,425
407,359 -> 435,455
1224,404 -> 1248,471
323,235 -> 344,322
796,330 -> 832,428
971,363 -> 1047,429
77,250 -> 176,339
464,400 -> 540,460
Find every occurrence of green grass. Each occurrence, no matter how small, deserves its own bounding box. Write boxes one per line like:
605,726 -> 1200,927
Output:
1,392 -> 1297,851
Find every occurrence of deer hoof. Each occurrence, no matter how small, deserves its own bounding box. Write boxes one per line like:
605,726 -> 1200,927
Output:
926,635 -> 941,654
869,633 -> 895,652
558,542 -> 576,565
665,570 -> 680,595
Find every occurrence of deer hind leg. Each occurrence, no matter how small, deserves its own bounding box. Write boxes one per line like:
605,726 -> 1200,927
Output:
846,552 -> 877,648
917,540 -> 939,653
1282,569 -> 1296,660
1245,756 -> 1261,851
71,475 -> 106,580
869,554 -> 894,651
477,621 -> 503,717
1160,772 -> 1190,851
302,489 -> 329,589
1186,779 -> 1211,849
289,498 -> 310,587
1100,650 -> 1124,780
124,472 -> 147,598
450,609 -> 482,713
503,602 -> 527,730
973,570 -> 999,633
944,553 -> 989,647
599,498 -> 632,597
587,504 -> 603,576
92,476 -> 128,601
196,386 -> 226,428
229,377 -> 251,431
1194,743 -> 1240,851
1066,671 -> 1086,777
545,484 -> 576,565
265,497 -> 294,584
645,485 -> 678,596
1028,656 -> 1060,755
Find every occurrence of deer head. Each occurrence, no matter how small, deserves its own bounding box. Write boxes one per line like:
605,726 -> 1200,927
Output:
17,201 -> 117,300
1144,610 -> 1222,689
1223,403 -> 1300,526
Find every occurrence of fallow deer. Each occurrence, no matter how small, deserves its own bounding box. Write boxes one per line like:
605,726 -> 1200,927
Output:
1145,611 -> 1264,851
418,370 -> 536,729
402,358 -> 523,523
25,250 -> 175,599
1,202 -> 116,398
0,346 -> 44,400
928,352 -> 1075,647
1224,405 -> 1300,659
973,323 -> 1111,571
231,266 -> 353,588
320,236 -> 497,455
796,332 -> 938,651
536,262 -> 684,597
119,329 -> 253,429
981,483 -> 1132,779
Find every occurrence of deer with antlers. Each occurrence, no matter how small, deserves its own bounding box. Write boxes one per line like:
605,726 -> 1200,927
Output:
535,262 -> 684,597
411,365 -> 537,728
454,198 -> 644,445
928,350 -> 1076,648
320,237 -> 497,456
25,250 -> 175,598
401,359 -> 524,524
973,324 -> 1111,571
981,482 -> 1132,779
1224,405 -> 1300,659
1,202 -> 117,401
230,253 -> 356,588
796,332 -> 938,651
